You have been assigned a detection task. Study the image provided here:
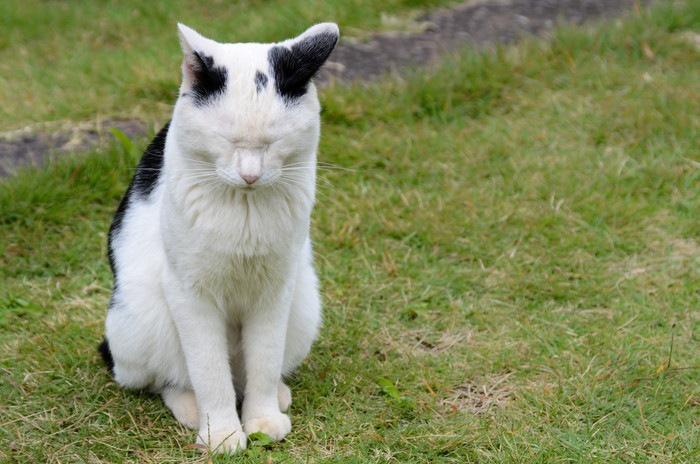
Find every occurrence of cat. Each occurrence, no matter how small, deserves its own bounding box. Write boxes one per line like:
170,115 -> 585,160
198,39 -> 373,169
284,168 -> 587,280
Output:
98,22 -> 339,453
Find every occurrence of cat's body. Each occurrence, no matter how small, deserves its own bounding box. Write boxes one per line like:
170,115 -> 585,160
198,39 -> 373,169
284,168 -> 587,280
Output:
100,23 -> 338,453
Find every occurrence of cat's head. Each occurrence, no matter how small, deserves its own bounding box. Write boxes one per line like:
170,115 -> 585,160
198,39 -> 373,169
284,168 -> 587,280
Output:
170,23 -> 339,190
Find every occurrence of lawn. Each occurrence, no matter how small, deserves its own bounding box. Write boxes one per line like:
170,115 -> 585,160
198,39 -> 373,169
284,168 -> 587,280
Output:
0,0 -> 453,131
1,1 -> 699,463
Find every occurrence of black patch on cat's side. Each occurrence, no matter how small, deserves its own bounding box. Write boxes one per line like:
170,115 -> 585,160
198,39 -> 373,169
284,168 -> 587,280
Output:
268,31 -> 338,102
107,122 -> 169,274
132,122 -> 169,197
98,338 -> 115,374
190,51 -> 228,107
255,70 -> 268,93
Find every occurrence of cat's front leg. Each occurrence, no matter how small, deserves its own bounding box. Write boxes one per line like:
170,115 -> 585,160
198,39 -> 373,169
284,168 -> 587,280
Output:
240,289 -> 294,441
163,271 -> 246,453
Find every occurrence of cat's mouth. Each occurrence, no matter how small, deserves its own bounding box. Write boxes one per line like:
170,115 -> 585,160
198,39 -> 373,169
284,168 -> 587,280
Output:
215,166 -> 266,190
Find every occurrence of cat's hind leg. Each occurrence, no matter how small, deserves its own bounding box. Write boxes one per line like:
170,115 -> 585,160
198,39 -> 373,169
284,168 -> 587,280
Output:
105,291 -> 188,391
271,251 -> 320,417
281,252 -> 322,377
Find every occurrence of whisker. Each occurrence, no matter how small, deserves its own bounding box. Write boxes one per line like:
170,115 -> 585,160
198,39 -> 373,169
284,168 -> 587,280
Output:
283,161 -> 316,167
182,157 -> 218,168
317,162 -> 359,173
182,168 -> 218,176
275,179 -> 336,204
180,173 -> 220,184
282,172 -> 336,189
282,169 -> 306,173
177,169 -> 218,175
283,161 -> 357,173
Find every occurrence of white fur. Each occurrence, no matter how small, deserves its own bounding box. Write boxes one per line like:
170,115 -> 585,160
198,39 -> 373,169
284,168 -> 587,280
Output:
104,23 -> 337,454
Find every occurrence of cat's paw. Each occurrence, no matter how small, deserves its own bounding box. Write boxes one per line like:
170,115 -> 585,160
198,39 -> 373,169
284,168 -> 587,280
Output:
162,388 -> 199,430
196,428 -> 247,454
243,412 -> 291,441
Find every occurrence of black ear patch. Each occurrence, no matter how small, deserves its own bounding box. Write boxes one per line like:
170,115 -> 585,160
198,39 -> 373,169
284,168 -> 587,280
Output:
189,51 -> 228,107
268,31 -> 338,102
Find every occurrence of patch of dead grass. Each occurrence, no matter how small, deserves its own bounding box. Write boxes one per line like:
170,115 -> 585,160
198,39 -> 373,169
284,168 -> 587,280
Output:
377,326 -> 475,357
441,373 -> 516,416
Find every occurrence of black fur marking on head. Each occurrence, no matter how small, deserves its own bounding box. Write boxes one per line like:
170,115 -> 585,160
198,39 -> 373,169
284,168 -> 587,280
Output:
255,70 -> 268,93
98,338 -> 115,374
107,122 -> 169,275
190,51 -> 228,107
268,31 -> 338,102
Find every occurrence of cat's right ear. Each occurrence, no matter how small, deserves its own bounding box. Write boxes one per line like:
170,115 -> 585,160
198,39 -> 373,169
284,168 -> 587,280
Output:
177,23 -> 205,85
177,24 -> 227,105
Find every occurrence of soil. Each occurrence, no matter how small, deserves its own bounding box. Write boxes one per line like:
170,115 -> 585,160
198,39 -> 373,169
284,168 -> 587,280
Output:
0,0 -> 647,177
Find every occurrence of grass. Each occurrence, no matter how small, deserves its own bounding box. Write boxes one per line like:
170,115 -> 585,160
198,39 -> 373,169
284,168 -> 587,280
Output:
0,0 -> 452,131
2,1 -> 700,462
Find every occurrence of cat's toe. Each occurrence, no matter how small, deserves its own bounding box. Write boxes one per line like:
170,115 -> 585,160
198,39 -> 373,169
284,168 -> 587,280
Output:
162,388 -> 199,429
278,382 -> 292,412
243,412 -> 291,441
197,428 -> 247,454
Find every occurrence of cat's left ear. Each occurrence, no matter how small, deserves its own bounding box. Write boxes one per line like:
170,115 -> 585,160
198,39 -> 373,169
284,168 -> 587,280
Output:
269,23 -> 339,101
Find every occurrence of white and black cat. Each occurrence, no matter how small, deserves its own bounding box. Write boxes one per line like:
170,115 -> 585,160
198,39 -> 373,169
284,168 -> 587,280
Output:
99,22 -> 339,453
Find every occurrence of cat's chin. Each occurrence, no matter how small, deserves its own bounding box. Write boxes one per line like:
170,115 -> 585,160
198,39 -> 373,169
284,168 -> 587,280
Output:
227,182 -> 268,193
221,173 -> 285,192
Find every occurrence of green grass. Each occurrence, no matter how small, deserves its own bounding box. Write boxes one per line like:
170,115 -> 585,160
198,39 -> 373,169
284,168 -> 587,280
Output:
0,0 -> 451,131
2,1 -> 700,463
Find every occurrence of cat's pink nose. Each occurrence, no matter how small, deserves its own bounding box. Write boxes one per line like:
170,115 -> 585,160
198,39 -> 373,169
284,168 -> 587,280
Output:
241,174 -> 260,185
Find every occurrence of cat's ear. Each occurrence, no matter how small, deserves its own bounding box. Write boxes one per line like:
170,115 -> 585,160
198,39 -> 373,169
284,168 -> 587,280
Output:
269,23 -> 339,101
178,24 -> 209,84
177,24 -> 227,105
